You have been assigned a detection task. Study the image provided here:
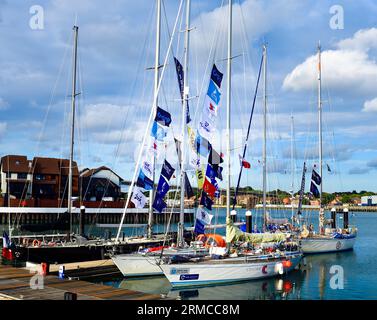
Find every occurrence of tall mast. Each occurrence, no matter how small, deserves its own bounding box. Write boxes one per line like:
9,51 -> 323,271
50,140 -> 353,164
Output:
226,0 -> 232,221
262,44 -> 267,229
68,25 -> 79,239
178,0 -> 191,247
290,115 -> 295,223
115,0 -> 184,242
317,42 -> 324,234
147,0 -> 161,239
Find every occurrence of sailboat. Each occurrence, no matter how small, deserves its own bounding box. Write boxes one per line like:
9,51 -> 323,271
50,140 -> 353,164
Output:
299,43 -> 357,254
159,0 -> 302,288
111,0 -> 217,278
2,26 -> 169,265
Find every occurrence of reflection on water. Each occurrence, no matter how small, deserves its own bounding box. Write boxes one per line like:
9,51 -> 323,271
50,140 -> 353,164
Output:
95,211 -> 377,300
3,210 -> 377,299
101,271 -> 305,300
95,249 -> 376,300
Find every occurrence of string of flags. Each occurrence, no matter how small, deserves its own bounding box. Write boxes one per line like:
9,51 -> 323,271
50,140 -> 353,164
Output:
174,57 -> 191,124
153,160 -> 175,213
132,106 -> 172,209
198,64 -> 223,142
194,64 -> 224,235
195,150 -> 223,234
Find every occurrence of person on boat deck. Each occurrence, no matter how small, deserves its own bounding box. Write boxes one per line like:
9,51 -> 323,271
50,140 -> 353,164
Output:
309,224 -> 314,235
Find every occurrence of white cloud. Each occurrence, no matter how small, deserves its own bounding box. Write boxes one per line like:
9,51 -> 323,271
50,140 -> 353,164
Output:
337,28 -> 377,52
283,28 -> 377,96
362,98 -> 377,112
283,49 -> 377,94
81,103 -> 128,130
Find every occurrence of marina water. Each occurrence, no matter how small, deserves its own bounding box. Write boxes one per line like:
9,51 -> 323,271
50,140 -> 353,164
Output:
2,208 -> 376,299
96,209 -> 377,300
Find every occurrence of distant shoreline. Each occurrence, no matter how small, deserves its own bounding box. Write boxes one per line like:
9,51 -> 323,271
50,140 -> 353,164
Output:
212,204 -> 377,212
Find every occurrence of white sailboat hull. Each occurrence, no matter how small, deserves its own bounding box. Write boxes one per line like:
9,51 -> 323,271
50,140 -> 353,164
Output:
161,252 -> 303,287
300,236 -> 356,254
112,247 -> 210,277
112,254 -> 162,277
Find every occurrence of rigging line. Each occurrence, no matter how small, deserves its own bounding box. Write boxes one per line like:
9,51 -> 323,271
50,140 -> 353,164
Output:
86,4 -> 156,235
116,0 -> 185,242
12,28 -> 73,229
192,0 -> 225,126
162,0 -> 183,60
232,53 -> 264,210
159,176 -> 181,260
325,83 -> 344,191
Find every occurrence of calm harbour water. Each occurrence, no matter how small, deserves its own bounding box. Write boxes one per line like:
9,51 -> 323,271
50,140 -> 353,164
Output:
2,209 -> 376,299
93,209 -> 377,300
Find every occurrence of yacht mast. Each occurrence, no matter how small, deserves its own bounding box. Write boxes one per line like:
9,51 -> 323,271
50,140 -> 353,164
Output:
318,42 -> 324,234
147,0 -> 161,239
68,26 -> 79,239
226,0 -> 232,221
262,44 -> 267,229
115,0 -> 184,242
178,0 -> 191,247
291,115 -> 295,224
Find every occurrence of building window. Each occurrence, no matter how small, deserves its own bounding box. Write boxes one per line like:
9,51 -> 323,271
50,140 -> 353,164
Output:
35,174 -> 45,181
18,173 -> 27,180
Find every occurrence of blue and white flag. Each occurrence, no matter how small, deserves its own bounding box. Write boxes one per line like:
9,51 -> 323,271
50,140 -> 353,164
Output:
198,64 -> 224,143
141,158 -> 154,180
200,191 -> 213,211
161,160 -> 175,181
195,132 -> 212,157
311,169 -> 322,185
196,207 -> 213,225
155,107 -> 172,127
174,57 -> 191,124
153,195 -> 167,214
131,187 -> 147,209
207,80 -> 221,105
151,121 -> 167,141
136,169 -> 154,191
310,181 -> 320,198
206,163 -> 223,181
194,218 -> 205,235
211,64 -> 223,88
156,176 -> 170,198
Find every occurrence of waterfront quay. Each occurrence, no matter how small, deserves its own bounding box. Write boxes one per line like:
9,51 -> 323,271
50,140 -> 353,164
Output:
0,207 -> 194,227
0,259 -> 165,300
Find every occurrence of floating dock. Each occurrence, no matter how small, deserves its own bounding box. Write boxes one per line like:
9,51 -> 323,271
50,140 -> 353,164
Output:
0,261 -> 165,300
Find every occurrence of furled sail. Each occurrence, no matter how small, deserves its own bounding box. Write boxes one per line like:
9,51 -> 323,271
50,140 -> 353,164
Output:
226,217 -> 286,244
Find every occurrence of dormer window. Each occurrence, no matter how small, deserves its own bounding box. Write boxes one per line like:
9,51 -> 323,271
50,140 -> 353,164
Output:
15,160 -> 20,165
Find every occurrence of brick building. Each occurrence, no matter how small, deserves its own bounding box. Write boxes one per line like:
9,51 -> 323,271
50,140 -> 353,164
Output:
1,155 -> 79,203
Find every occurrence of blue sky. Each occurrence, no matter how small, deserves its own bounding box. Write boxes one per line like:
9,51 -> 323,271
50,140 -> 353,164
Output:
1,0 -> 377,193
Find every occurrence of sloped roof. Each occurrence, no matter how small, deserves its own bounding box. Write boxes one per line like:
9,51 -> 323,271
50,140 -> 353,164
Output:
32,157 -> 79,176
80,166 -> 123,181
1,155 -> 32,173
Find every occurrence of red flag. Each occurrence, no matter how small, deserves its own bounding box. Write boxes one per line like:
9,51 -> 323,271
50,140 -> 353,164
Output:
239,155 -> 251,169
203,178 -> 216,198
